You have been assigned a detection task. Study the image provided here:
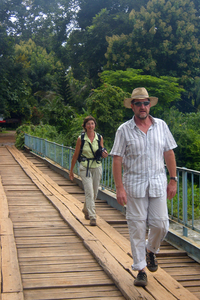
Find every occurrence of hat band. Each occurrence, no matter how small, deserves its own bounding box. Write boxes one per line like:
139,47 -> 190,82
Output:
132,94 -> 149,99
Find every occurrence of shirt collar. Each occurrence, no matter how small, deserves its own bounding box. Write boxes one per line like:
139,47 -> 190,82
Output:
85,132 -> 97,142
131,115 -> 156,128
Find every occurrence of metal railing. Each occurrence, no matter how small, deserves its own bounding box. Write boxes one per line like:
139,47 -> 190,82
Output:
24,134 -> 200,237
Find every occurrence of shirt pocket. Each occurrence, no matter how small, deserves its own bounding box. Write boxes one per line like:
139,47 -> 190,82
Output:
125,138 -> 145,158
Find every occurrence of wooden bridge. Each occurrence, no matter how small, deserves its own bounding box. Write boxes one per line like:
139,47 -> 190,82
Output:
0,132 -> 200,300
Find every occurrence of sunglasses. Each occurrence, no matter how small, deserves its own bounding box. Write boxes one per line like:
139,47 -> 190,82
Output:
133,101 -> 150,107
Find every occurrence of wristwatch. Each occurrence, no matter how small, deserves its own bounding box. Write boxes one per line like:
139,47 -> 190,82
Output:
170,176 -> 178,182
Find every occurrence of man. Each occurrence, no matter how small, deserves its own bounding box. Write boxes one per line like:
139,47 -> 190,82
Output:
110,87 -> 177,287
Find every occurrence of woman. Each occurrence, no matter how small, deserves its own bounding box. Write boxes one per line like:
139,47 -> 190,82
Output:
69,116 -> 108,226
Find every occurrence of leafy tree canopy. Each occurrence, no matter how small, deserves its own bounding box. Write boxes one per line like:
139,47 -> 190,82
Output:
86,83 -> 128,148
1,0 -> 76,38
76,0 -> 148,29
100,68 -> 184,115
105,0 -> 200,79
15,39 -> 63,95
0,25 -> 31,120
162,108 -> 200,170
66,8 -> 132,84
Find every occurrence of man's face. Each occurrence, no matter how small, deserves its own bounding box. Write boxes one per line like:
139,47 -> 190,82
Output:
131,98 -> 151,120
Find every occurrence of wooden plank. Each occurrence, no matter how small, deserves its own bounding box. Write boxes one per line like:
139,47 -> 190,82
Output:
85,239 -> 156,300
165,268 -> 200,275
20,262 -> 102,273
22,273 -> 114,290
23,286 -> 124,300
0,176 -> 9,219
0,218 -> 14,236
2,292 -> 24,300
0,227 -> 1,294
1,234 -> 23,293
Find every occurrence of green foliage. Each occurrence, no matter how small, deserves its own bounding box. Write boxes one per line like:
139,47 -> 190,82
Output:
168,182 -> 200,220
64,110 -> 90,147
77,0 -> 142,29
86,84 -> 128,149
100,68 -> 184,116
163,108 -> 200,170
15,39 -> 63,94
40,95 -> 75,133
0,26 -> 31,121
56,69 -> 73,106
191,77 -> 200,109
15,124 -> 60,149
15,112 -> 90,149
106,0 -> 200,79
67,70 -> 91,113
30,107 -> 43,125
66,7 -> 132,85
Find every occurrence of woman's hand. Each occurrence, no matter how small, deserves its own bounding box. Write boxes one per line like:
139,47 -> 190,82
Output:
102,149 -> 108,158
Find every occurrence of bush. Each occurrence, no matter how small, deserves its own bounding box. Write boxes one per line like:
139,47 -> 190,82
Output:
15,124 -> 59,149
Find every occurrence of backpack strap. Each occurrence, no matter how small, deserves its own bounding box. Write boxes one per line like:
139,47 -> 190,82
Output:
77,132 -> 85,162
80,132 -> 85,150
97,133 -> 101,147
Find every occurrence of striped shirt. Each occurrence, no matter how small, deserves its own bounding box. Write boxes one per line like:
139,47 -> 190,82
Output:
110,116 -> 177,198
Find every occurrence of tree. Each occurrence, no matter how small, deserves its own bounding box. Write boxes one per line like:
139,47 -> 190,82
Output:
162,108 -> 200,170
105,0 -> 200,79
66,8 -> 132,85
77,0 -> 148,29
0,25 -> 31,121
15,39 -> 63,95
0,25 -> 14,116
56,69 -> 73,106
86,84 -> 128,148
99,69 -> 184,116
0,0 -> 77,67
0,0 -> 76,39
190,77 -> 200,110
41,95 -> 75,133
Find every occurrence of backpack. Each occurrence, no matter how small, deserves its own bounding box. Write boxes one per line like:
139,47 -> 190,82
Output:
78,132 -> 102,163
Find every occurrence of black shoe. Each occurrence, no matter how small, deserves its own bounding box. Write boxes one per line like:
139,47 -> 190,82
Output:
90,219 -> 96,226
82,209 -> 90,220
134,271 -> 147,287
146,250 -> 158,272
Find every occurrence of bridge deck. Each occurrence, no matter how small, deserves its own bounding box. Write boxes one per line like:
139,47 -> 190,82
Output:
0,137 -> 199,299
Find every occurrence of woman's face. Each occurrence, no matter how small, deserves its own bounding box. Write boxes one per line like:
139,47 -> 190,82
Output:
85,120 -> 96,132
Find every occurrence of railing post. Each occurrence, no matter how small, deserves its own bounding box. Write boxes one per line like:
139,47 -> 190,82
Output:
45,139 -> 47,157
69,148 -> 72,170
40,138 -> 42,156
54,142 -> 56,162
182,168 -> 188,237
61,144 -> 64,167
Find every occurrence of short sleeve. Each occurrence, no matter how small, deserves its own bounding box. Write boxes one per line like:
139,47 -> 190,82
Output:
110,128 -> 127,157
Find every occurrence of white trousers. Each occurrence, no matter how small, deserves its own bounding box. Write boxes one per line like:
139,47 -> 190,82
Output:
80,164 -> 102,220
126,189 -> 169,271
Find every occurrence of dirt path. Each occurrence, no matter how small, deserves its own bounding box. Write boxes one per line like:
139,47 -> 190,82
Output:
0,131 -> 16,146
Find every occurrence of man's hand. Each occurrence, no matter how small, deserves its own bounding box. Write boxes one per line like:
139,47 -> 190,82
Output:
167,180 -> 177,199
116,186 -> 127,206
69,171 -> 74,181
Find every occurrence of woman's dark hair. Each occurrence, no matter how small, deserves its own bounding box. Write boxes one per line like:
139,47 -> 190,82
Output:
82,116 -> 97,130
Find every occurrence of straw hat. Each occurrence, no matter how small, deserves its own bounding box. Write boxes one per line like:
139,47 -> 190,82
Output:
124,87 -> 158,108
